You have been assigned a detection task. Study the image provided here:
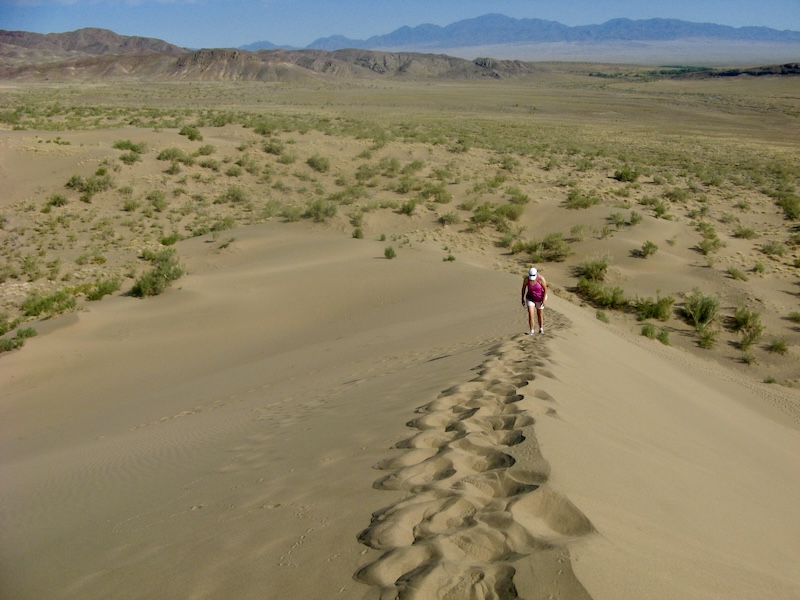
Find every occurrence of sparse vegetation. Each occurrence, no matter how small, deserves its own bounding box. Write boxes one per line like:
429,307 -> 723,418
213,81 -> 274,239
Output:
131,248 -> 185,298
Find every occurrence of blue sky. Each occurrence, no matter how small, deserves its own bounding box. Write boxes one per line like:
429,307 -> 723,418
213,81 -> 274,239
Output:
2,0 -> 799,49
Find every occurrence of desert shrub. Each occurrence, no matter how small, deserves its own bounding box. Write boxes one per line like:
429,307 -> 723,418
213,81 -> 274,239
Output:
656,329 -> 670,345
596,310 -> 610,323
280,205 -> 303,222
788,311 -> 800,324
352,228 -> 364,239
613,164 -> 641,182
131,248 -> 185,298
494,204 -> 524,222
608,212 -> 627,229
752,261 -> 765,274
514,233 -> 571,263
85,277 -> 121,301
629,211 -> 643,226
635,294 -> 674,321
576,278 -> 628,309
635,240 -> 658,258
198,158 -> 220,171
563,188 -> 600,209
641,323 -> 658,338
506,187 -> 530,205
328,185 -> 367,205
569,224 -> 586,241
179,125 -> 202,141
147,190 -> 168,212
119,151 -> 141,165
196,144 -> 216,156
732,226 -> 758,239
160,232 -> 183,246
400,199 -> 418,216
307,154 -> 330,173
664,187 -> 689,202
0,327 -> 37,353
305,199 -> 337,223
728,306 -> 764,342
726,266 -> 748,281
698,236 -> 724,255
438,212 -> 460,225
573,255 -> 610,282
697,328 -> 718,349
277,152 -> 296,165
680,289 -> 719,330
225,165 -> 242,177
21,289 -> 76,317
215,186 -> 247,204
384,246 -> 396,259
263,138 -> 285,155
774,193 -> 800,220
157,148 -> 194,165
765,338 -> 788,355
113,140 -> 147,153
47,194 -> 68,207
123,198 -> 140,212
760,241 -> 786,257
401,160 -> 425,174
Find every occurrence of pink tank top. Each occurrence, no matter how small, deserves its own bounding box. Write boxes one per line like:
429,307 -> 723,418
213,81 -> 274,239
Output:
527,277 -> 545,302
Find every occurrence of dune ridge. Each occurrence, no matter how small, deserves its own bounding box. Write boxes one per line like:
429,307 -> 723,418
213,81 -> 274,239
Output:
356,320 -> 598,599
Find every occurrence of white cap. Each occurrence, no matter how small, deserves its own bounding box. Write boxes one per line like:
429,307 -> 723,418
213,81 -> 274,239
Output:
528,267 -> 537,279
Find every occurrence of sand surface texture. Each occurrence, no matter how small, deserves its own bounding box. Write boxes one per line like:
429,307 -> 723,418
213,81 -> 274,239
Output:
2,222 -> 799,600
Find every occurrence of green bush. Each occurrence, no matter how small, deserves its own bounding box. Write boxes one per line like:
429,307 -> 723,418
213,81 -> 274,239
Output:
613,164 -> 641,182
47,194 -> 68,207
131,248 -> 185,298
732,226 -> 758,239
119,151 -> 141,165
635,240 -> 658,258
86,278 -> 121,301
635,294 -> 674,321
179,125 -> 202,141
21,289 -> 76,317
576,278 -> 628,309
641,323 -> 658,338
726,266 -> 748,281
681,289 -> 719,330
113,140 -> 146,153
438,212 -> 460,225
765,338 -> 788,355
304,199 -> 337,222
573,255 -> 610,282
147,190 -> 168,212
760,241 -> 786,257
384,246 -> 396,260
306,154 -> 330,173
563,188 -> 601,209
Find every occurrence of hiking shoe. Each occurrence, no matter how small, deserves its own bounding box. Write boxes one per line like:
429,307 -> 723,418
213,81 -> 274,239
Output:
539,328 -> 544,334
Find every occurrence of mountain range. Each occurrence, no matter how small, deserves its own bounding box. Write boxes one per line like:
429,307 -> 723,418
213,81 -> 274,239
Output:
2,15 -> 799,83
244,14 -> 800,51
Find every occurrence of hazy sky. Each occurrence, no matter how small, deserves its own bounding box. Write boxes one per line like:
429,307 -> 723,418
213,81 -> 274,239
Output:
2,0 -> 799,49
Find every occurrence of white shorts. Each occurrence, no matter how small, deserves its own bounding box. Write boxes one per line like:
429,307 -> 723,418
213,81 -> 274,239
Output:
526,300 -> 544,309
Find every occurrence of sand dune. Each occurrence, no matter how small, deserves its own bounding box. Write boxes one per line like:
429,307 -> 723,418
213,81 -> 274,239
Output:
1,222 -> 798,600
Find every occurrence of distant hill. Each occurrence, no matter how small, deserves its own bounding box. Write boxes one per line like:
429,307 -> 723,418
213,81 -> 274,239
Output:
292,14 -> 800,51
1,26 -> 797,83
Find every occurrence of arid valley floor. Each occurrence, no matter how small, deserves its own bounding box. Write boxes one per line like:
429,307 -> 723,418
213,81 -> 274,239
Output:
1,66 -> 799,599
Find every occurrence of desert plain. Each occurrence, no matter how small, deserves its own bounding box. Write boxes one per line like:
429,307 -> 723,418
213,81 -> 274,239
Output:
1,66 -> 799,600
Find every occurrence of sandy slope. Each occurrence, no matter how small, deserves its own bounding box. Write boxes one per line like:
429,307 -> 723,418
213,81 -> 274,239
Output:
1,222 -> 798,600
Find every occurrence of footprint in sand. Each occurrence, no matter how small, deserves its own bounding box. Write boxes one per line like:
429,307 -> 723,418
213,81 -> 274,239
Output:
355,325 -> 595,599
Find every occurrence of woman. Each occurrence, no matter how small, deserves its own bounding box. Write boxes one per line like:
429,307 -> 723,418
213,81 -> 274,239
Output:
521,267 -> 547,334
